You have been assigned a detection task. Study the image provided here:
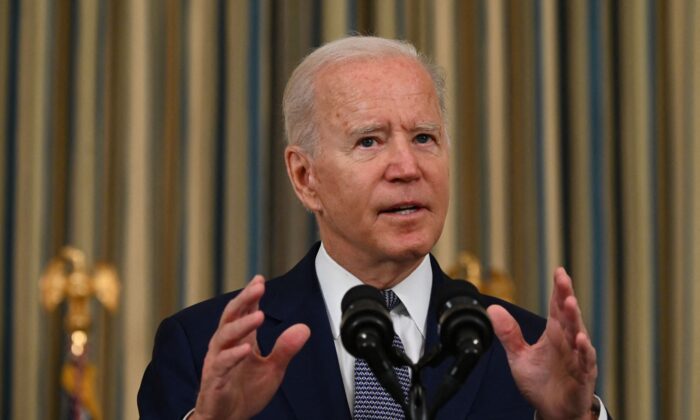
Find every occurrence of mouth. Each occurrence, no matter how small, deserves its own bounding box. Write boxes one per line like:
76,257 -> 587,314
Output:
380,203 -> 425,216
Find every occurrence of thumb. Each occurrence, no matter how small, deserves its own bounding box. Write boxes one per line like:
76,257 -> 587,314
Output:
487,304 -> 527,357
268,323 -> 311,369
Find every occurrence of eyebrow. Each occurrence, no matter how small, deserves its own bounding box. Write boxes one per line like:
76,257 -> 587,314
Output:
413,123 -> 441,132
349,122 -> 442,136
349,124 -> 386,136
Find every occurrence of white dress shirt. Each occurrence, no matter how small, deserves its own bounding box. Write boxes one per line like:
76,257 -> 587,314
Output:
315,243 -> 433,410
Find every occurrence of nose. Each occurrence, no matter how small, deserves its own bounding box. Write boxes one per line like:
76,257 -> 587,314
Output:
385,140 -> 420,182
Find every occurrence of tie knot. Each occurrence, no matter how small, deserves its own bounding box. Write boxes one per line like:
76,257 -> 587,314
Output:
380,289 -> 401,311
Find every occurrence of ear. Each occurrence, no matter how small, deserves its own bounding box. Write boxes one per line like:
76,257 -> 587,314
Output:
285,146 -> 322,212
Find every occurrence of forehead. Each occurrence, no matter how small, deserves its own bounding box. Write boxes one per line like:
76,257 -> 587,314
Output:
320,54 -> 429,83
313,56 -> 442,123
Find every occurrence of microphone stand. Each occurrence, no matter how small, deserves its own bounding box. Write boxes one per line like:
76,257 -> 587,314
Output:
406,364 -> 428,420
375,342 -> 483,420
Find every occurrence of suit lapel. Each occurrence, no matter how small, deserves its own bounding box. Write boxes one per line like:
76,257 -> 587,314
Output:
422,257 -> 493,420
257,244 -> 351,420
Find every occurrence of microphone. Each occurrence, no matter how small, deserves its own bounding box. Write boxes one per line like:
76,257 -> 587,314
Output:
436,280 -> 493,356
340,285 -> 407,408
430,280 -> 493,415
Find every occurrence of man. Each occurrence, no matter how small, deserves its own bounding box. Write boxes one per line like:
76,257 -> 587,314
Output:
138,36 -> 607,419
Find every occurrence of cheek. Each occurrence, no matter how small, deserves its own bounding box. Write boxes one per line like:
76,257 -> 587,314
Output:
431,167 -> 451,211
325,176 -> 375,221
332,179 -> 367,210
315,166 -> 359,209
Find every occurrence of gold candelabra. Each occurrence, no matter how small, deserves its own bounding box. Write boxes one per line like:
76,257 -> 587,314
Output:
40,246 -> 120,419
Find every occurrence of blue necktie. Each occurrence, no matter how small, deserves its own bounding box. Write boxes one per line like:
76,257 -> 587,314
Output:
353,289 -> 411,419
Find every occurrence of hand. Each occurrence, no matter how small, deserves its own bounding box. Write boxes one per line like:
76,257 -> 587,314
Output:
192,275 -> 311,420
487,268 -> 598,420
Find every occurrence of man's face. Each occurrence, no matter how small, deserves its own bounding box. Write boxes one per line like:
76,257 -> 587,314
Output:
297,56 -> 450,269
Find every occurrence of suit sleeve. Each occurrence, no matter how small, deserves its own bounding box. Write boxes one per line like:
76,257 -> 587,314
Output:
138,316 -> 201,419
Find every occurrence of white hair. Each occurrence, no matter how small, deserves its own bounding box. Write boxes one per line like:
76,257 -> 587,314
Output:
282,36 -> 447,154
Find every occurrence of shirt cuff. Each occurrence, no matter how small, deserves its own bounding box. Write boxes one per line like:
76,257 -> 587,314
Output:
533,395 -> 608,420
597,396 -> 609,420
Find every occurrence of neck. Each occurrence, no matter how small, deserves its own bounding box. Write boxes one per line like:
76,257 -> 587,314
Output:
322,241 -> 426,289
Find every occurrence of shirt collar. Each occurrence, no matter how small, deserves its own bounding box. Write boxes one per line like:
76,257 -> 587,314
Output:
315,242 -> 432,340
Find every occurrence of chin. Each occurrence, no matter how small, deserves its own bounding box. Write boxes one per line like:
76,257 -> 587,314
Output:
382,238 -> 435,261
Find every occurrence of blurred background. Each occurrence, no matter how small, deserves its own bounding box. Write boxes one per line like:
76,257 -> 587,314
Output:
1,0 -> 699,419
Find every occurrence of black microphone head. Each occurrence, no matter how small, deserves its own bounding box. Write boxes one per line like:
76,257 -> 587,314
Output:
435,280 -> 480,309
436,280 -> 493,355
341,284 -> 384,312
340,285 -> 394,358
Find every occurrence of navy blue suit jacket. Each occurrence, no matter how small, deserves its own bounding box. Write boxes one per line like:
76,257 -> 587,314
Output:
138,243 -> 546,419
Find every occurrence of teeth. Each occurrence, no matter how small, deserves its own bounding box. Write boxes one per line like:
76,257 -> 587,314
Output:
396,209 -> 415,215
392,206 -> 417,214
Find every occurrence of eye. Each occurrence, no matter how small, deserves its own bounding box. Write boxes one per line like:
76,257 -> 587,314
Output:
358,137 -> 376,148
415,133 -> 434,144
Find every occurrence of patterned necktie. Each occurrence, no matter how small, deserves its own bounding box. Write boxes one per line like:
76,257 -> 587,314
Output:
353,289 -> 411,419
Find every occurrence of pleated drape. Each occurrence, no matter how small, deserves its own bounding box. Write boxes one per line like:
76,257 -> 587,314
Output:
1,1 -> 699,419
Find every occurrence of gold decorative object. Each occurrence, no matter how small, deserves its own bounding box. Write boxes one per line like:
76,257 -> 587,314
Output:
40,246 -> 120,335
40,246 -> 119,420
448,251 -> 516,303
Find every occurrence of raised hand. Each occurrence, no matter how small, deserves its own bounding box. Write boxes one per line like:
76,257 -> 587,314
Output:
192,275 -> 311,420
487,268 -> 598,420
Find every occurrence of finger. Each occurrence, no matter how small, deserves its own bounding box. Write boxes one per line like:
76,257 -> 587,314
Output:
219,275 -> 266,327
210,310 -> 265,352
549,267 -> 573,320
560,293 -> 590,348
212,342 -> 253,378
549,268 -> 588,341
267,323 -> 311,370
487,305 -> 528,357
575,332 -> 597,374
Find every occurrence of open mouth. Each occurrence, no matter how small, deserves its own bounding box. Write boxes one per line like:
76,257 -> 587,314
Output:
381,204 -> 422,215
